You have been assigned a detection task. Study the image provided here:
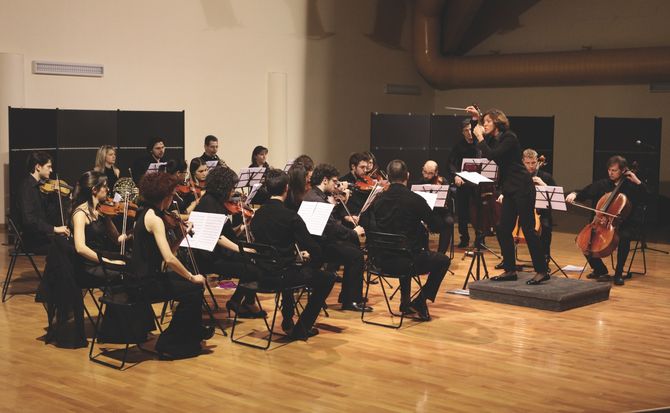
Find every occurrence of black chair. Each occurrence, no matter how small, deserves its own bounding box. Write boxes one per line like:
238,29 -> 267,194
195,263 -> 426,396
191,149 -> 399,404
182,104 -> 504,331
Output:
230,241 -> 307,350
3,215 -> 46,302
362,232 -> 425,329
616,205 -> 668,278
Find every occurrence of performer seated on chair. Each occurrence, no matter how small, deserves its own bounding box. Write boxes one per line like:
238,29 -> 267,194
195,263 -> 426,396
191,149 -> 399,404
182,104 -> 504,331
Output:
304,164 -> 372,312
360,159 -> 451,321
417,160 -> 454,254
467,106 -> 549,285
131,137 -> 165,184
565,155 -> 646,286
70,171 -> 128,287
251,169 -> 336,340
192,166 -> 265,319
339,152 -> 371,223
17,151 -> 71,253
522,149 -> 556,263
131,172 -> 213,359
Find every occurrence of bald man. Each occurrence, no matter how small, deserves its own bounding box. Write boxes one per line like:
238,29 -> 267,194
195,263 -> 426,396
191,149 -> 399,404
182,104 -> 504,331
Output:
416,160 -> 453,254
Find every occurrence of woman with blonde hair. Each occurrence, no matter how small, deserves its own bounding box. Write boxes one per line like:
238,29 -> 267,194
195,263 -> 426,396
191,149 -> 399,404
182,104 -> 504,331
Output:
94,145 -> 120,190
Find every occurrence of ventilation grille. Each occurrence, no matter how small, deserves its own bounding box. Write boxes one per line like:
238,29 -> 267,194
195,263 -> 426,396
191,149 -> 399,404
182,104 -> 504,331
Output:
32,61 -> 104,77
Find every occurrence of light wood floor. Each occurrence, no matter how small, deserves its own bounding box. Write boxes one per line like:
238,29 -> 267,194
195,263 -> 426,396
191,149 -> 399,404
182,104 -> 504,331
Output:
1,230 -> 669,412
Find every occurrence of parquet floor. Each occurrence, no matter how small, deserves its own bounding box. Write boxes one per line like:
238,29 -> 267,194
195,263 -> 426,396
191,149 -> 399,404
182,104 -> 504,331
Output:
1,230 -> 669,412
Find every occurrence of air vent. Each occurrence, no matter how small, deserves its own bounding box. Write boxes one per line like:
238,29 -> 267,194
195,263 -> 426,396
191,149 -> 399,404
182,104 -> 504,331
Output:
32,61 -> 104,77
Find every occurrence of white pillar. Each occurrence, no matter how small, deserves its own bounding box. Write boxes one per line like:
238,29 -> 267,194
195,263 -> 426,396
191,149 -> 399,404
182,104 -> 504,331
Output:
267,72 -> 288,166
0,53 -> 25,225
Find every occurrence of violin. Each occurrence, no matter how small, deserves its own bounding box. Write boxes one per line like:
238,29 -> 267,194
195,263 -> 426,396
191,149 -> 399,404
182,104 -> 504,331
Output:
40,179 -> 73,197
97,199 -> 138,218
224,193 -> 254,219
161,209 -> 194,253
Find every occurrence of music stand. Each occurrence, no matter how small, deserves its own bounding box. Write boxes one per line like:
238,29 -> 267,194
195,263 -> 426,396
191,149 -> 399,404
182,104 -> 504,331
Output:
283,160 -> 294,172
535,185 -> 569,277
411,184 -> 454,272
236,167 -> 266,189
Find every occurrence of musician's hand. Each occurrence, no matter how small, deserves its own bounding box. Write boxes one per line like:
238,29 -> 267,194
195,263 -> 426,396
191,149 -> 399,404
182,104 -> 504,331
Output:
300,251 -> 311,261
185,221 -> 194,233
473,124 -> 485,141
243,247 -> 257,254
117,233 -> 129,243
55,226 -> 71,237
353,225 -> 365,237
496,194 -> 504,204
465,105 -> 480,119
103,258 -> 126,266
565,192 -> 577,204
532,176 -> 547,186
454,176 -> 464,187
190,274 -> 207,286
624,171 -> 642,185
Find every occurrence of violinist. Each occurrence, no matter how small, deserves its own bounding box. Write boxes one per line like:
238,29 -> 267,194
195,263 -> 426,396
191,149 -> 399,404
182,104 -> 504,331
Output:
199,135 -> 226,168
188,157 -> 208,198
192,166 -> 265,318
131,137 -> 165,184
565,156 -> 646,286
249,145 -> 270,168
418,160 -> 453,254
522,149 -> 556,262
162,160 -> 198,218
286,163 -> 310,211
468,106 -> 550,285
17,151 -> 71,253
93,145 -> 120,191
339,152 -> 371,220
304,164 -> 371,312
360,160 -> 451,321
130,172 -> 213,359
447,119 -> 480,248
70,171 -> 127,285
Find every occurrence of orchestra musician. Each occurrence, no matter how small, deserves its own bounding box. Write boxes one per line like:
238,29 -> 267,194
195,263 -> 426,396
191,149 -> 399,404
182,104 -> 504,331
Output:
131,137 -> 165,184
250,169 -> 336,340
93,145 -> 120,191
447,119 -> 480,248
417,160 -> 453,254
199,135 -> 226,168
17,151 -> 71,253
339,152 -> 372,221
286,163 -> 310,211
522,149 -> 556,262
130,172 -> 213,359
250,145 -> 270,168
565,155 -> 646,286
303,164 -> 372,312
360,160 -> 451,320
467,106 -> 550,285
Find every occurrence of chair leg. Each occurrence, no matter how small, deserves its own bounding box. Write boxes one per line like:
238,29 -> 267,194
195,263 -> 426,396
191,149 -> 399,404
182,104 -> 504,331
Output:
362,271 -> 404,329
27,255 -> 43,279
2,255 -> 18,302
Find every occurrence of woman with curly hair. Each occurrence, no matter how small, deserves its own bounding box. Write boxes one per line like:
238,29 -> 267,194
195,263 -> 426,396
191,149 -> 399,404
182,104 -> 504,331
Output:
131,172 -> 213,358
193,166 -> 265,318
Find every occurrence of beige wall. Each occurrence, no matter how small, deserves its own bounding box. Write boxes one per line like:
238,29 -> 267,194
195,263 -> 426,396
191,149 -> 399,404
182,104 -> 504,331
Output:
0,0 -> 433,221
434,85 -> 670,194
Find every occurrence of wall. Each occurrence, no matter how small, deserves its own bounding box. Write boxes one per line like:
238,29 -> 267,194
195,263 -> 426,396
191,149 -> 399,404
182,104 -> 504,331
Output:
0,0 -> 433,222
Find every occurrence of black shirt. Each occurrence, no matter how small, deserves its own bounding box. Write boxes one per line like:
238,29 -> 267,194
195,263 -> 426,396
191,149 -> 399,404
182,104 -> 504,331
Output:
131,154 -> 163,184
477,130 -> 532,195
340,172 -> 367,215
17,175 -> 54,246
130,207 -> 163,278
574,178 -> 647,225
447,138 -> 480,183
360,183 -> 445,252
193,193 -> 239,270
250,199 -> 322,267
303,187 -> 356,242
103,167 -> 119,191
199,153 -> 226,168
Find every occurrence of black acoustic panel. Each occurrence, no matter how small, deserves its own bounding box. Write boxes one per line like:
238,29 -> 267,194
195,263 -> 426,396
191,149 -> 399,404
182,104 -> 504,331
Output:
56,149 -> 99,187
429,115 -> 467,150
594,117 -> 661,152
57,109 -> 117,148
593,151 -> 660,191
9,108 -> 57,149
428,148 -> 454,174
373,148 -> 427,183
370,113 -> 430,149
118,111 -> 185,148
509,116 -> 555,176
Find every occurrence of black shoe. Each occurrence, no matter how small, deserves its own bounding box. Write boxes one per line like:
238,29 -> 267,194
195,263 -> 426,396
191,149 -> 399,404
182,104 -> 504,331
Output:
281,318 -> 295,334
341,302 -> 373,312
491,272 -> 517,282
457,240 -> 470,248
399,303 -> 417,315
289,327 -> 319,341
613,274 -> 625,286
526,273 -> 550,285
597,274 -> 612,282
410,299 -> 431,321
587,271 -> 608,280
494,261 -> 505,270
200,326 -> 215,340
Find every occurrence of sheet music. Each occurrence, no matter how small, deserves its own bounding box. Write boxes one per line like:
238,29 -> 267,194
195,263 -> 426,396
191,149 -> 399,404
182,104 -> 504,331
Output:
359,184 -> 385,215
413,191 -> 438,210
205,160 -> 219,170
461,158 -> 498,179
146,162 -> 167,174
179,211 -> 228,251
297,201 -> 335,236
410,184 -> 450,208
112,192 -> 122,203
283,160 -> 294,172
236,167 -> 266,188
245,183 -> 262,205
535,185 -> 567,211
456,171 -> 493,185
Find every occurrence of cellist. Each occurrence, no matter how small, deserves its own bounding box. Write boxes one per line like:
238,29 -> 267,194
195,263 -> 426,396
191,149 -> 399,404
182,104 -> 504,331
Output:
565,156 -> 646,285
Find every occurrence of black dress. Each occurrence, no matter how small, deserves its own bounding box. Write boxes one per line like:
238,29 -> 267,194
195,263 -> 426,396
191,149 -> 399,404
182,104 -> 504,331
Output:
130,206 -> 205,357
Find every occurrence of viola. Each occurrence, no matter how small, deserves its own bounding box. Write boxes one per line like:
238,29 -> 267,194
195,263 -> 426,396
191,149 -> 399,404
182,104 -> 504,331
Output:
40,179 -> 73,197
161,209 -> 194,253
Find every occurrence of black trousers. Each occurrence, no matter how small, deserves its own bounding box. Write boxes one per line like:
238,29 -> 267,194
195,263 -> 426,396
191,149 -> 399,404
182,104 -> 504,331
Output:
586,234 -> 632,276
498,189 -> 548,273
211,255 -> 262,303
434,208 -> 454,254
539,215 -> 553,259
455,186 -> 472,242
381,251 -> 450,303
322,240 -> 364,304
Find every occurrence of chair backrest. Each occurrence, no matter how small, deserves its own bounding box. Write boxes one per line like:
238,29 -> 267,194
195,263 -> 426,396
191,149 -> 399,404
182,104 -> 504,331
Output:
365,231 -> 413,261
238,241 -> 284,274
6,214 -> 26,252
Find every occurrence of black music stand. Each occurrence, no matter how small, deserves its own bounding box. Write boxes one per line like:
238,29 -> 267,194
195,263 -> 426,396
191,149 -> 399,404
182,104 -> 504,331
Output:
410,184 -> 454,271
535,185 -> 568,278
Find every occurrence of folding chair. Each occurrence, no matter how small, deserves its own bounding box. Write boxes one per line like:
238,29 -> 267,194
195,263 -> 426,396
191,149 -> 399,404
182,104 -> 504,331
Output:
3,215 -> 46,302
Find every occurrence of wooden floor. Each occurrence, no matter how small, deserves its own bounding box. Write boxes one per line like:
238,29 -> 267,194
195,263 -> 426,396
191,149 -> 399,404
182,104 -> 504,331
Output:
1,230 -> 669,412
